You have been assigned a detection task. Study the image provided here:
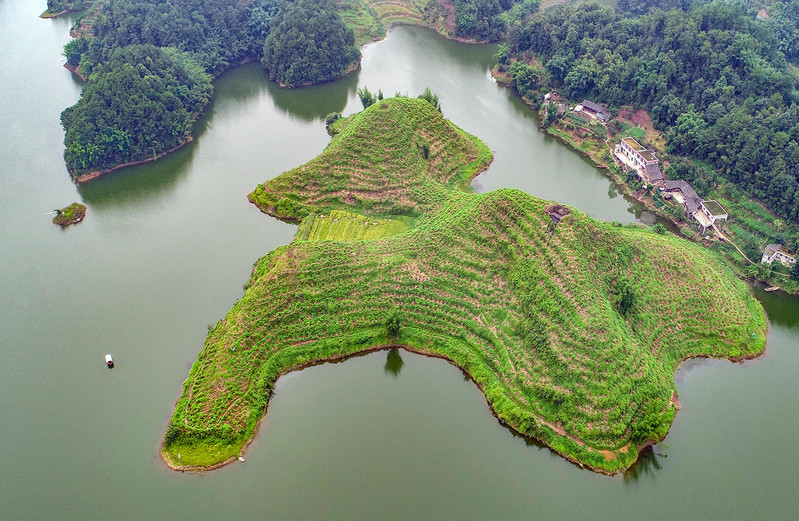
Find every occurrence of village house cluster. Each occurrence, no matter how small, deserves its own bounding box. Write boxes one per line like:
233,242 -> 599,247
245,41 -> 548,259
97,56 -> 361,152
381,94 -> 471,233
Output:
545,97 -> 796,248
612,134 -> 727,233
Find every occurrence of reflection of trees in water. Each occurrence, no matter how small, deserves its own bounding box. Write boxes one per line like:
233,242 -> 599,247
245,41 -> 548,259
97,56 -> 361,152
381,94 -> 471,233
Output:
384,348 -> 404,378
623,445 -> 665,483
76,142 -> 195,209
214,61 -> 359,121
267,67 -> 359,122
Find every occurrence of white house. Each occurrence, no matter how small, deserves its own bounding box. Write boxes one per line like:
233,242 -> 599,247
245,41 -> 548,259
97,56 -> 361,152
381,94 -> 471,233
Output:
762,244 -> 797,265
616,137 -> 663,185
700,200 -> 728,224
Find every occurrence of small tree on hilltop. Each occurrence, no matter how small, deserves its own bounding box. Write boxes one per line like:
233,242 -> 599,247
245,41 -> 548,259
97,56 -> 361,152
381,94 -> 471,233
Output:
358,86 -> 377,109
417,87 -> 441,113
385,309 -> 402,339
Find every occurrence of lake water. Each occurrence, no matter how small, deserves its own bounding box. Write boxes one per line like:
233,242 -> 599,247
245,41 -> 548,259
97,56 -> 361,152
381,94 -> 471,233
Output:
1,2 -> 797,519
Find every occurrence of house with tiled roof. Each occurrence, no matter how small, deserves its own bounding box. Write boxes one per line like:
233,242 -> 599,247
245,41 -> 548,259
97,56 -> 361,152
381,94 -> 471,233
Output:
577,100 -> 611,122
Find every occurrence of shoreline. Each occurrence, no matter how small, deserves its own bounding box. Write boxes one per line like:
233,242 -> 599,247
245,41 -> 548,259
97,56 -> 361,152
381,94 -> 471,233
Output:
273,58 -> 361,89
40,9 -> 68,19
162,330 -> 766,475
73,137 -> 194,184
489,66 -> 799,295
66,56 -> 260,184
58,14 -> 499,185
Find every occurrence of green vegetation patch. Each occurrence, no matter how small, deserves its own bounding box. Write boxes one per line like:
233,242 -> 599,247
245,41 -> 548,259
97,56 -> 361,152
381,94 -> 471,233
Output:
337,0 -> 386,46
262,0 -> 360,87
52,202 -> 87,226
299,209 -> 409,242
164,98 -> 766,474
61,45 -> 212,177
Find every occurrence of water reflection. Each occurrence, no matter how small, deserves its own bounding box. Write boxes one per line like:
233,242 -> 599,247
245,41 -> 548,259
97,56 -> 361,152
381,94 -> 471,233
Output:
266,67 -> 359,121
384,348 -> 404,377
623,445 -> 665,483
753,287 -> 799,327
607,181 -> 619,199
76,142 -> 195,208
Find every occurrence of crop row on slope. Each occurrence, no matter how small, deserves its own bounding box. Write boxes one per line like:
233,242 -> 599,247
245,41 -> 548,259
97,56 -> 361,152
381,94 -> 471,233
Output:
163,98 -> 766,474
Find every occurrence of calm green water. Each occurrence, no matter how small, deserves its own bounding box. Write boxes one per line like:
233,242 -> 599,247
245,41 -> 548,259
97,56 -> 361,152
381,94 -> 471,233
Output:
1,2 -> 797,519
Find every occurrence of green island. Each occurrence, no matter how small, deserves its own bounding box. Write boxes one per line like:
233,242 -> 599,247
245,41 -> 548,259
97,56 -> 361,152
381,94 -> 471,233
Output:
162,97 -> 766,474
52,202 -> 87,227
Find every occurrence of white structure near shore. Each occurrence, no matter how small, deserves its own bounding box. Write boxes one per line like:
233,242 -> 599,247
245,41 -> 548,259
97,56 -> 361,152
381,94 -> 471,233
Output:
762,244 -> 797,265
615,137 -> 663,185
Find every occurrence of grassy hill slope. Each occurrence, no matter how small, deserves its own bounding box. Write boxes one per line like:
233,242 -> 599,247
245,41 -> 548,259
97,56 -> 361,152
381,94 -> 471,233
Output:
163,98 -> 766,474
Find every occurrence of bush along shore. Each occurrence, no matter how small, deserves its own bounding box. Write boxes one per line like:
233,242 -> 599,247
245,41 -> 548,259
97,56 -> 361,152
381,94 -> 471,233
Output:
162,97 -> 766,474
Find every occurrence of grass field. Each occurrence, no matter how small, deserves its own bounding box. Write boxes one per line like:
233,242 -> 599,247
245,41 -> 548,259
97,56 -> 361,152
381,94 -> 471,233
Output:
163,98 -> 767,474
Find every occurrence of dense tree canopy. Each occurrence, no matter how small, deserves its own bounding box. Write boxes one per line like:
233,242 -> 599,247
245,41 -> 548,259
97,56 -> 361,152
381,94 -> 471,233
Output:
763,0 -> 799,63
262,0 -> 359,86
617,0 -> 691,16
59,0 -> 358,176
508,1 -> 799,222
61,45 -> 212,175
80,0 -> 280,76
454,0 -> 523,41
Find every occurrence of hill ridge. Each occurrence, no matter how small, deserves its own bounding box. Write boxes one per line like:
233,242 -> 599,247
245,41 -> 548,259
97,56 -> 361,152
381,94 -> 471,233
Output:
163,97 -> 766,474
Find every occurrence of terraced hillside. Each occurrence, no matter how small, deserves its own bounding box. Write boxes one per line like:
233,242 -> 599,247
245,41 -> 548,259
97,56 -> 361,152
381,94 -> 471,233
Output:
337,0 -> 455,44
163,98 -> 767,474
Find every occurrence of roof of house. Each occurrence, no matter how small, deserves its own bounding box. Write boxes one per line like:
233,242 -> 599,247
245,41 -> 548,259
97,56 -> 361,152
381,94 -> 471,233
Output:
701,200 -> 727,217
639,149 -> 658,162
580,100 -> 610,119
621,137 -> 644,152
765,244 -> 797,259
645,162 -> 663,182
663,180 -> 701,213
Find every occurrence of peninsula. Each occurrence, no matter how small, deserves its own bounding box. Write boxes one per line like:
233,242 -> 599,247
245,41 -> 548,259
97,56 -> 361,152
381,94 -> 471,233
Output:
162,98 -> 766,474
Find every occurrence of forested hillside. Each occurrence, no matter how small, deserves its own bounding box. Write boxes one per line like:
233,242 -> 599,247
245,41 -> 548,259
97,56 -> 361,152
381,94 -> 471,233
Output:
61,45 -> 212,175
454,0 -> 520,41
508,1 -> 799,222
262,0 -> 359,86
58,0 -> 356,177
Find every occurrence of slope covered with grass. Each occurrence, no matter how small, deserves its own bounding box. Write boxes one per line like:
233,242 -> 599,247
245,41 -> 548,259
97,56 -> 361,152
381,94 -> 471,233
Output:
163,98 -> 766,473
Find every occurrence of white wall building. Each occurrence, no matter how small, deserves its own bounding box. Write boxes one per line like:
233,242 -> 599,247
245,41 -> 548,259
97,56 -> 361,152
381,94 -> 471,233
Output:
761,244 -> 797,265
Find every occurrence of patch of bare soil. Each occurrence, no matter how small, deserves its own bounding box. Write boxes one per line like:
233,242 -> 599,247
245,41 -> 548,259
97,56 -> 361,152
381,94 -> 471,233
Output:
617,108 -> 666,151
438,0 -> 456,33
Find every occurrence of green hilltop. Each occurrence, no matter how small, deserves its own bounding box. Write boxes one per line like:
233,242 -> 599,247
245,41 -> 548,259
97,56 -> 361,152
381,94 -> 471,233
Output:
162,97 -> 766,474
